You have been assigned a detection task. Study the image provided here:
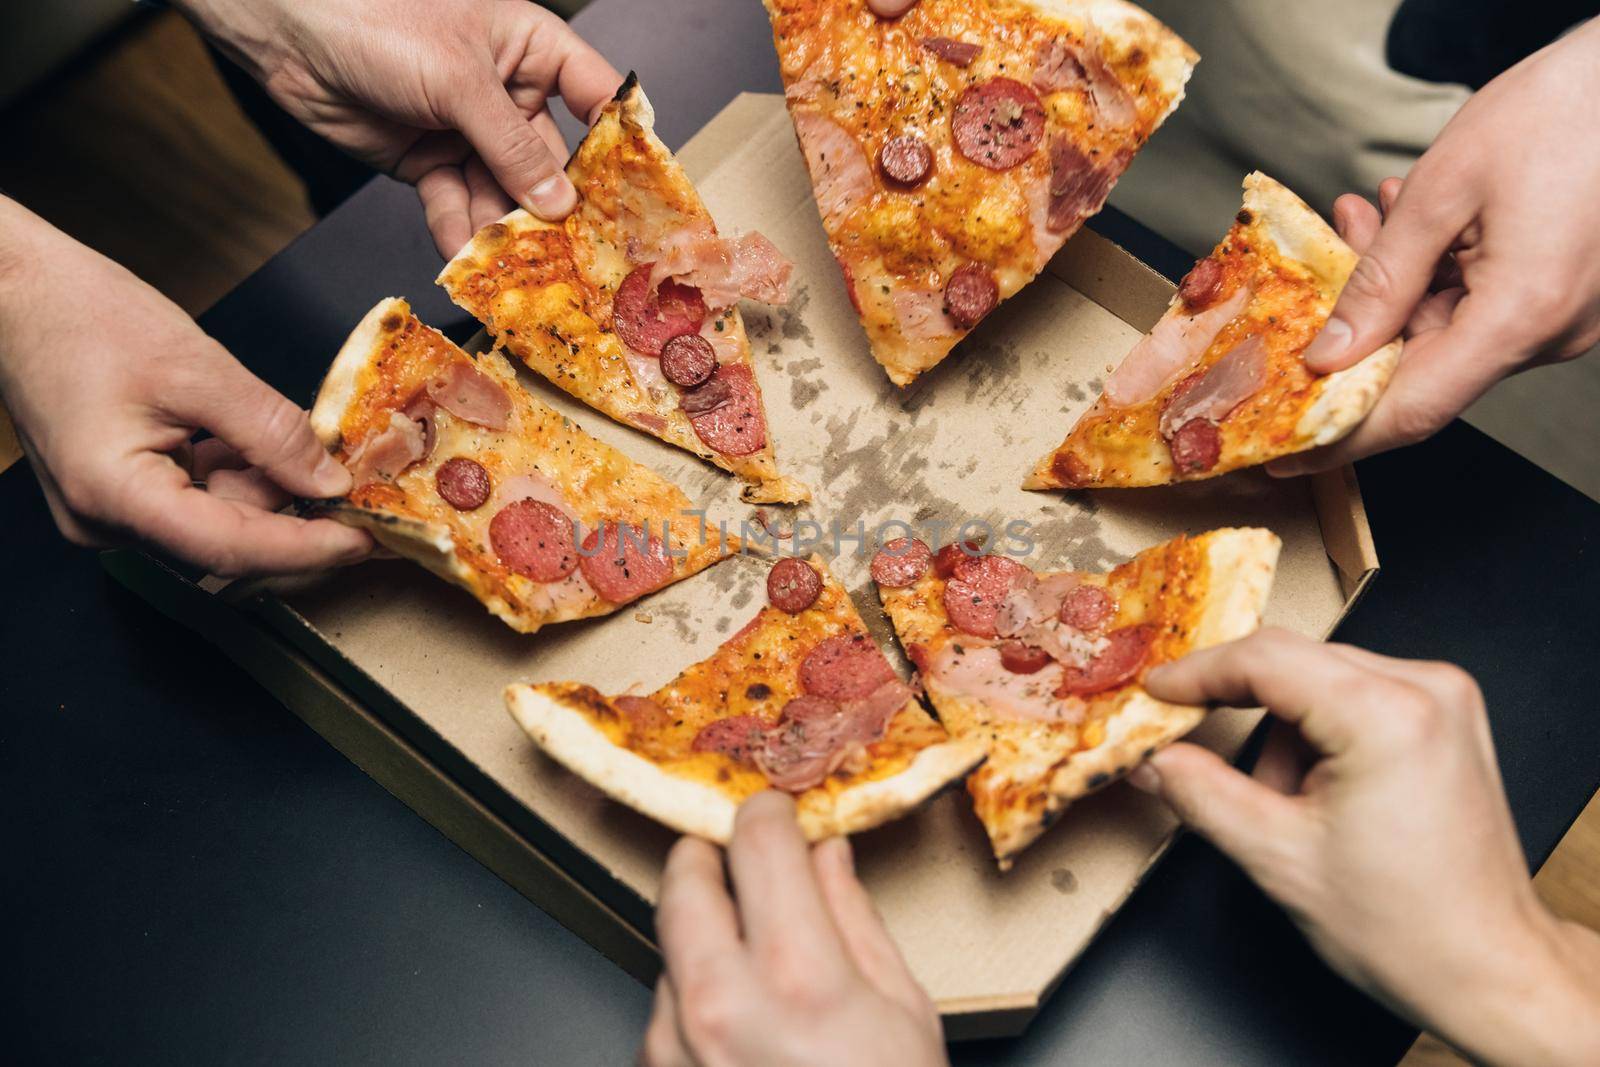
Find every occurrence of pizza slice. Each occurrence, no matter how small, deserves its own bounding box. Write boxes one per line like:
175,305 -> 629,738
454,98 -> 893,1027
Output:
764,0 -> 1196,385
1025,173 -> 1402,489
306,298 -> 733,634
437,76 -> 808,505
869,527 -> 1279,867
506,556 -> 984,842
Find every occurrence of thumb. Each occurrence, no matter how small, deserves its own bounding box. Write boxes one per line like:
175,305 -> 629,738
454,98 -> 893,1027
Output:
447,73 -> 576,220
1131,742 -> 1305,880
167,354 -> 351,499
1302,185 -> 1466,374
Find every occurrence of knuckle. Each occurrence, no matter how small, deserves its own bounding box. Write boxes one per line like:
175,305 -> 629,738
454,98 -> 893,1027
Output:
1342,253 -> 1402,308
1373,682 -> 1444,747
1417,661 -> 1484,711
677,979 -> 738,1050
1385,392 -> 1448,447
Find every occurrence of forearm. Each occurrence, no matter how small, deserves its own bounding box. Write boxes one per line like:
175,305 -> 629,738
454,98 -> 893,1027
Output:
1420,904 -> 1600,1067
0,197 -> 52,384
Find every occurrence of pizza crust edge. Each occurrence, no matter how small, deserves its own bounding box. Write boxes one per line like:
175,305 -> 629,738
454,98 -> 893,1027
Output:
979,526 -> 1281,866
505,683 -> 985,845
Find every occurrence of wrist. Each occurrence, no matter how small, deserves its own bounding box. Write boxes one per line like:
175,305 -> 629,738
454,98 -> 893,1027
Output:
169,0 -> 290,80
1428,900 -> 1600,1067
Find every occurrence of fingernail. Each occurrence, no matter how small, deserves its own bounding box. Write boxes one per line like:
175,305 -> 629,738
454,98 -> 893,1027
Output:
525,174 -> 576,219
314,452 -> 353,496
1264,457 -> 1305,479
1127,763 -> 1161,794
1301,317 -> 1352,372
829,836 -> 855,874
1143,663 -> 1172,688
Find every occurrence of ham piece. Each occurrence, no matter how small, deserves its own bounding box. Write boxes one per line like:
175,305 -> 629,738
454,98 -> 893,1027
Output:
752,679 -> 916,792
791,110 -> 874,227
1103,284 -> 1252,407
346,411 -> 426,487
426,361 -> 513,430
646,231 -> 793,309
1159,335 -> 1269,438
1031,37 -> 1137,128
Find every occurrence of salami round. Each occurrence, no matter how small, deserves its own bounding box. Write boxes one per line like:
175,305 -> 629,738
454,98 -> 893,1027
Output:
799,632 -> 898,701
613,264 -> 707,357
1169,418 -> 1222,474
435,456 -> 491,511
879,135 -> 932,185
686,364 -> 767,456
942,554 -> 1032,638
578,522 -> 674,603
767,557 -> 823,613
1179,256 -> 1224,310
952,78 -> 1044,170
489,499 -> 578,582
1058,584 -> 1115,631
1056,624 -> 1156,696
998,642 -> 1052,674
691,714 -> 769,763
869,537 -> 932,588
944,264 -> 998,327
660,333 -> 717,387
932,540 -> 983,579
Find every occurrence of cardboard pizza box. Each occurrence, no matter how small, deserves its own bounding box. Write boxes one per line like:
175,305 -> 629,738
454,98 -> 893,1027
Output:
108,93 -> 1378,1040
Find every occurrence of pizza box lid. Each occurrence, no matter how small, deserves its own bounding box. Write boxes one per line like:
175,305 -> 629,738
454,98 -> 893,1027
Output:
108,92 -> 1378,1040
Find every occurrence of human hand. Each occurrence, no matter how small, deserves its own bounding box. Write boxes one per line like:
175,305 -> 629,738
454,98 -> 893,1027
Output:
641,792 -> 947,1067
1269,19 -> 1600,476
0,201 -> 370,576
1134,628 -> 1600,1067
178,0 -> 623,256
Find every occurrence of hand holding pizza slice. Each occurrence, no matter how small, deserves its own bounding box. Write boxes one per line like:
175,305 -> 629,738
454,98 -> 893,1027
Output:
506,557 -> 984,843
870,527 -> 1279,867
438,76 -> 809,505
1026,173 -> 1402,489
305,298 -> 733,634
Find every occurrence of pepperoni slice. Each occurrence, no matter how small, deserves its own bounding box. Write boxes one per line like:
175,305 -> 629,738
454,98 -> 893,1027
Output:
1059,584 -> 1115,631
489,499 -> 577,582
799,632 -> 898,701
870,537 -> 933,588
1056,624 -> 1157,696
942,554 -> 1032,638
660,333 -> 717,388
879,135 -> 932,185
999,642 -> 1052,674
767,557 -> 823,614
932,540 -> 984,579
944,264 -> 998,328
578,522 -> 674,603
952,78 -> 1045,170
686,364 -> 767,456
1179,256 -> 1225,311
1169,418 -> 1222,474
613,264 -> 706,357
691,714 -> 769,763
435,457 -> 491,511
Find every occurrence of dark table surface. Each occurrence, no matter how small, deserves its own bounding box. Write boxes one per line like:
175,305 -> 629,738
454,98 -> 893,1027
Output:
8,1 -> 1600,1064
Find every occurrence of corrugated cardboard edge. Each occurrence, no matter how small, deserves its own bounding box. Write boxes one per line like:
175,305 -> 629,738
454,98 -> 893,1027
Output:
99,550 -> 662,989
